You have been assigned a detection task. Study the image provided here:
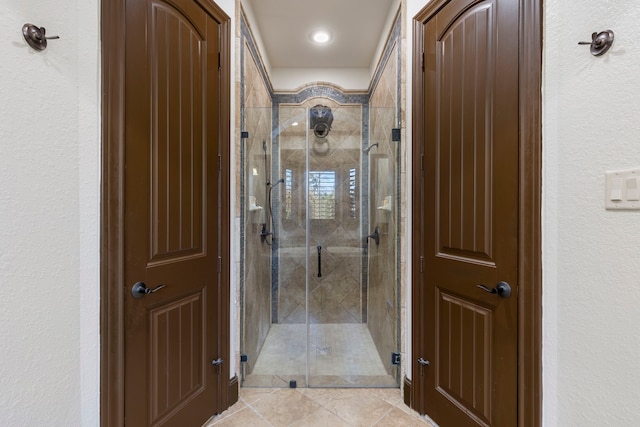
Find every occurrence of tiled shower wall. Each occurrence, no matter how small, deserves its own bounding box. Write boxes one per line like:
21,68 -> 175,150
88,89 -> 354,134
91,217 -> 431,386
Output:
367,38 -> 401,375
276,101 -> 364,325
240,19 -> 273,375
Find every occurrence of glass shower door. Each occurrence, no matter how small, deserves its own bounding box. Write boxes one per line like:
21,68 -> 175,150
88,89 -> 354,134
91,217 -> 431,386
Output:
305,104 -> 398,387
304,104 -> 361,386
242,107 -> 308,387
242,104 -> 399,388
270,106 -> 309,387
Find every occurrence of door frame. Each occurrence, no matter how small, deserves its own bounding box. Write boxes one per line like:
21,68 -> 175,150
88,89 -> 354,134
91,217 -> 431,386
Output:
100,0 -> 233,425
409,0 -> 542,425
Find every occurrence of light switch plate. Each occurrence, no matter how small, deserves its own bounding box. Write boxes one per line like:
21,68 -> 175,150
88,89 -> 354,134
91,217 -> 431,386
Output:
605,168 -> 640,210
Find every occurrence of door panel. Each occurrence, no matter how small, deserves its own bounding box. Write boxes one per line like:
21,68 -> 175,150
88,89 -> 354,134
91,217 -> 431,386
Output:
150,1 -> 206,263
414,0 -> 519,425
436,290 -> 492,422
149,292 -> 205,420
124,0 -> 223,425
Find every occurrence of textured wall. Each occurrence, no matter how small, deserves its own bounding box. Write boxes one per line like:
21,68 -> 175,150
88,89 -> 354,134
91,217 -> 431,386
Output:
0,1 -> 99,425
543,1 -> 640,425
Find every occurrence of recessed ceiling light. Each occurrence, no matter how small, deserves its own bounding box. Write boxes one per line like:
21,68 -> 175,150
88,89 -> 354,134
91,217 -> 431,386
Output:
311,30 -> 331,44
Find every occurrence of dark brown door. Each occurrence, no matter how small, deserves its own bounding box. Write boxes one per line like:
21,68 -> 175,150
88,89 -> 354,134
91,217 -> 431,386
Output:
413,0 -> 519,425
123,0 -> 227,425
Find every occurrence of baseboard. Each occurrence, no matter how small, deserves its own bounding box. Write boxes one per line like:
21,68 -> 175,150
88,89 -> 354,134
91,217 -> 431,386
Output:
228,375 -> 239,407
403,376 -> 412,408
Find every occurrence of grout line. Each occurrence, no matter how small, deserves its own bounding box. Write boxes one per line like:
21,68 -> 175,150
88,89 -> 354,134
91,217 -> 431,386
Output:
370,405 -> 396,426
249,405 -> 276,427
312,389 -> 359,426
226,387 -> 436,426
238,397 -> 276,426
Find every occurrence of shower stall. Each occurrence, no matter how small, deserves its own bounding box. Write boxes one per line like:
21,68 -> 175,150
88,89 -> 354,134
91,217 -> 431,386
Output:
241,99 -> 399,388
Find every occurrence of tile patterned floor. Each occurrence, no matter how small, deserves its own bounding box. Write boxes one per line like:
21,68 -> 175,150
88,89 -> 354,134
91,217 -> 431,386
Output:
203,387 -> 435,426
244,323 -> 397,387
253,324 -> 388,375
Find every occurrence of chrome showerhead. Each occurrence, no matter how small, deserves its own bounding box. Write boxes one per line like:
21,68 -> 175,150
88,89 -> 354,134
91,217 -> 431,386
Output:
363,142 -> 379,154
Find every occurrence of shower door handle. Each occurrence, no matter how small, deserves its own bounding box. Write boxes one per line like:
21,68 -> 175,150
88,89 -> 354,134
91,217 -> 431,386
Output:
317,245 -> 322,277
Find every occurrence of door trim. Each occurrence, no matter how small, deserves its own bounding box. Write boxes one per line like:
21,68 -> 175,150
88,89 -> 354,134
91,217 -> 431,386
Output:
100,0 -> 232,424
410,0 -> 542,425
516,1 -> 543,424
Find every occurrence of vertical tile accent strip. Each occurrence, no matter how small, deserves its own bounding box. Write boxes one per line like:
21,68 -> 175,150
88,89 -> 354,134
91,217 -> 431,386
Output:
361,102 -> 370,323
271,104 -> 280,323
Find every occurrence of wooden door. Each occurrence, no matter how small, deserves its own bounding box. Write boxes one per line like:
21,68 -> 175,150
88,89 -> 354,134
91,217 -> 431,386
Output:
122,0 -> 229,425
412,0 -> 519,425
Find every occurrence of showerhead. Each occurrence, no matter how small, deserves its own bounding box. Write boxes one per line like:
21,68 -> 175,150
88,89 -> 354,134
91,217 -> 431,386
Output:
363,142 -> 379,154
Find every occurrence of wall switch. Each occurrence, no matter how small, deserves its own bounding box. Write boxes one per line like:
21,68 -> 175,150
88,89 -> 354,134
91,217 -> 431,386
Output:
626,177 -> 640,201
610,177 -> 624,201
605,168 -> 640,210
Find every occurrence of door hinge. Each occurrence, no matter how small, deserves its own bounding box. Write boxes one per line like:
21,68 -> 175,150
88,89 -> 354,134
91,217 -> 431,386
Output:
421,154 -> 424,171
218,51 -> 221,70
421,51 -> 425,71
217,256 -> 222,273
419,256 -> 424,273
217,154 -> 222,172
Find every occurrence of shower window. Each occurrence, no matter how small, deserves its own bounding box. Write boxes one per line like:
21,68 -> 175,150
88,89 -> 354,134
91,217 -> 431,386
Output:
349,167 -> 357,219
309,170 -> 336,220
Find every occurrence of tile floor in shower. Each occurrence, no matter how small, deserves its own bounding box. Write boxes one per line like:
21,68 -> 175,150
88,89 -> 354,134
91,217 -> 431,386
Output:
243,323 -> 397,387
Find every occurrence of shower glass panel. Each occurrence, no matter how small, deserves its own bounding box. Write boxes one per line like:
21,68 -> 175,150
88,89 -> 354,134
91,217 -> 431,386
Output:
241,105 -> 399,388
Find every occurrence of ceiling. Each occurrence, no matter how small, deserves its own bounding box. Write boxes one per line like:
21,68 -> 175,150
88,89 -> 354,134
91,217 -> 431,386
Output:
244,0 -> 400,70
